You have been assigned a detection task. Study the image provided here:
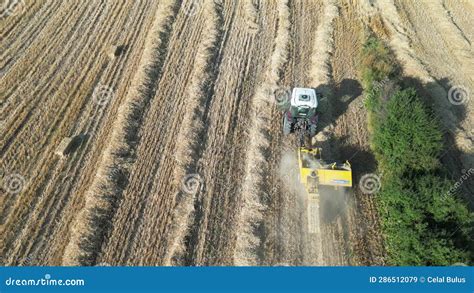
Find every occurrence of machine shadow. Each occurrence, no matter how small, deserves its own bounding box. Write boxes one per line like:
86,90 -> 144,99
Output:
315,78 -> 363,132
400,76 -> 473,207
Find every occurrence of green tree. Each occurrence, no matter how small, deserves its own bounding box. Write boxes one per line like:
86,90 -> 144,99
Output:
360,37 -> 398,89
372,88 -> 443,175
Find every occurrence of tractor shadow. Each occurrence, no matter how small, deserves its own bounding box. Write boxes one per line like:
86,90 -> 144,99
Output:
319,138 -> 377,224
400,76 -> 473,207
315,78 -> 363,132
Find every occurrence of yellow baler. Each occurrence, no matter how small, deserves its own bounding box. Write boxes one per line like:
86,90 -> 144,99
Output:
297,147 -> 352,197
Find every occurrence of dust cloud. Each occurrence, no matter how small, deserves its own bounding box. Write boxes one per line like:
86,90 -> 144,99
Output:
277,150 -> 324,265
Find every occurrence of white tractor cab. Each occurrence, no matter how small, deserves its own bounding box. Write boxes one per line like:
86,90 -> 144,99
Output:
283,87 -> 320,137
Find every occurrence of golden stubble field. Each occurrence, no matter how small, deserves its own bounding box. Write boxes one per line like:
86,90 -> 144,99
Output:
1,0 -> 472,266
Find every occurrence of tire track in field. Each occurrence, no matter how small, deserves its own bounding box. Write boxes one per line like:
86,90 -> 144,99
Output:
0,1 -> 62,75
1,1 -> 152,265
161,0 -> 224,266
0,1 -> 99,155
417,0 -> 474,83
0,1 -> 122,228
233,0 -> 291,266
0,0 -> 132,260
0,1 -> 108,229
111,0 -> 221,266
20,1 -> 155,265
374,0 -> 461,130
62,0 -> 180,266
442,0 -> 474,43
96,0 -> 213,266
261,0 -> 323,266
391,0 -> 474,89
1,1 -> 80,133
1,0 -> 85,106
177,0 -> 280,266
298,0 -> 338,266
0,1 -> 43,45
323,0 -> 385,266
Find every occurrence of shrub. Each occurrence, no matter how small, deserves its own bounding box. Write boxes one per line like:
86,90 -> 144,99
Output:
359,35 -> 473,265
379,174 -> 472,265
372,88 -> 443,175
360,36 -> 398,90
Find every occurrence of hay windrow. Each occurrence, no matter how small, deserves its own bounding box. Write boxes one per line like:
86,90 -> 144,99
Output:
233,0 -> 291,266
62,0 -> 179,266
162,0 -> 223,266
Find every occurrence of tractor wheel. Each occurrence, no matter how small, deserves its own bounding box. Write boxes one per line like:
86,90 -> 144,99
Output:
309,124 -> 317,137
283,115 -> 292,135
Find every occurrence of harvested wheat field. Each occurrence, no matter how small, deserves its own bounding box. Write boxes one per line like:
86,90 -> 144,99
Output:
1,0 -> 472,266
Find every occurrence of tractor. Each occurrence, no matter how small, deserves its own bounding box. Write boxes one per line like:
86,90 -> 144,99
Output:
282,87 -> 321,139
279,87 -> 352,234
